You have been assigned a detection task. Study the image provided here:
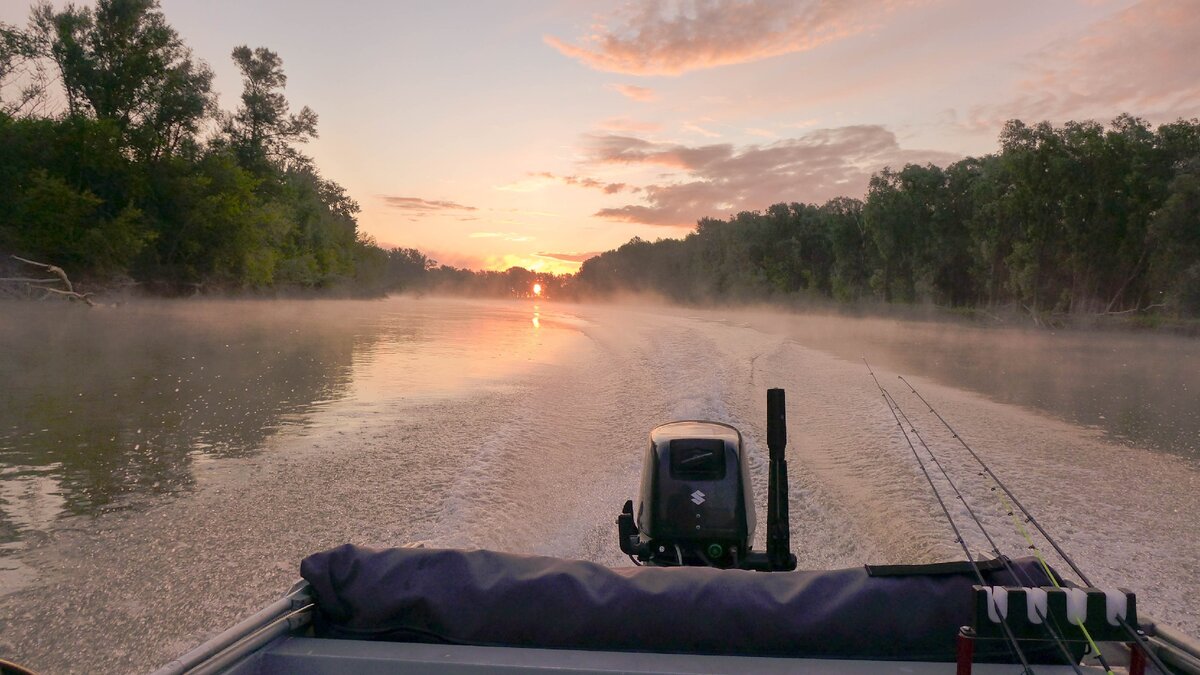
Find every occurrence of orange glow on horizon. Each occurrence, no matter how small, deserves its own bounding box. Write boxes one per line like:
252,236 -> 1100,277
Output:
482,253 -> 581,276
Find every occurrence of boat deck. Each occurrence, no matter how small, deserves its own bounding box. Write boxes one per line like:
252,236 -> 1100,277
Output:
219,637 -> 1112,674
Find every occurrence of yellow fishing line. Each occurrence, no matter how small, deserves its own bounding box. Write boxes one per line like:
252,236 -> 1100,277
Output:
996,489 -> 1113,675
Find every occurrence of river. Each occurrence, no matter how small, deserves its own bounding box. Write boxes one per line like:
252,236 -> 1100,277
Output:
1,296 -> 1197,673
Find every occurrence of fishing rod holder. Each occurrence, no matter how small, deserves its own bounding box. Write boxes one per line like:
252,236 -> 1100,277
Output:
973,585 -> 1137,642
956,586 -> 1150,674
616,388 -> 796,571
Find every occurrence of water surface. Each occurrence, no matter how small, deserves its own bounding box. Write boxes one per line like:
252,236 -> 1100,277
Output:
0,297 -> 1196,673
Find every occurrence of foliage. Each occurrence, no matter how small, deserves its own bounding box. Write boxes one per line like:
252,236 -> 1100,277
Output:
0,1 -> 374,294
576,116 -> 1200,318
1,19 -> 51,116
219,45 -> 318,171
32,0 -> 214,160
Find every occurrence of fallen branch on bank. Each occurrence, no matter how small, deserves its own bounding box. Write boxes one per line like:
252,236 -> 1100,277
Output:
1,255 -> 94,306
11,255 -> 74,291
0,277 -> 63,284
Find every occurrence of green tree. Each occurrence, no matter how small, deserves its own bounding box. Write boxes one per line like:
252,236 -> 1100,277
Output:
1,21 -> 50,116
34,0 -> 213,159
5,169 -> 148,272
1146,160 -> 1200,315
0,113 -> 150,276
823,197 -> 869,302
863,165 -> 947,302
222,45 -> 317,171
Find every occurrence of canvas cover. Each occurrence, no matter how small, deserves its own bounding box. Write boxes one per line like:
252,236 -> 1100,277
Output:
300,544 -> 1076,664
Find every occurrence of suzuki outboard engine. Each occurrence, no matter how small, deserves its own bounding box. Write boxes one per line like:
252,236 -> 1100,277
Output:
617,389 -> 797,571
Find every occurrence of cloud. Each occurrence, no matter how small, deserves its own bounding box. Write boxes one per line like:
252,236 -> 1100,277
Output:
589,125 -> 959,226
969,0 -> 1200,127
597,117 -> 663,133
379,196 -> 477,212
585,135 -> 735,170
545,0 -> 915,76
536,251 -> 603,263
424,249 -> 486,270
561,174 -> 638,194
470,232 -> 535,242
496,173 -> 558,192
482,253 -> 578,274
502,171 -> 640,194
682,121 -> 721,138
607,83 -> 658,101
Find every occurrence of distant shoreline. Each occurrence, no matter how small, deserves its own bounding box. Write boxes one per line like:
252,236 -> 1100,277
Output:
5,279 -> 1197,337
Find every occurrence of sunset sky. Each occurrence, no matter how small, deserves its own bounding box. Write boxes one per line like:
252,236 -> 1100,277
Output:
4,0 -> 1198,273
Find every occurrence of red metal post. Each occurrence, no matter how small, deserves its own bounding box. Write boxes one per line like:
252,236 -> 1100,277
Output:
957,626 -> 975,675
1129,641 -> 1147,675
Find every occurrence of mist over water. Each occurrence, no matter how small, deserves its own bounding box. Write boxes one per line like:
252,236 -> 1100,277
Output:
0,296 -> 1197,673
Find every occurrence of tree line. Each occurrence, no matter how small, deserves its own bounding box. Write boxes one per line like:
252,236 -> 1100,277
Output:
0,0 -> 571,298
0,0 -> 379,293
577,116 -> 1200,319
3,2 -> 1197,317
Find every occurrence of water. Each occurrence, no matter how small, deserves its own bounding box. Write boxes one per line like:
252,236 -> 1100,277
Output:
0,297 -> 1197,673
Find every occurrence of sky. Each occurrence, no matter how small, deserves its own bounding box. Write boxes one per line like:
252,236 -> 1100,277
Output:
3,0 -> 1198,274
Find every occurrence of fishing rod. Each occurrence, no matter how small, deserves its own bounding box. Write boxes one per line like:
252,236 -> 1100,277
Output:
897,377 -> 1091,584
898,376 -> 1172,675
865,361 -> 1034,673
883,383 -> 1086,674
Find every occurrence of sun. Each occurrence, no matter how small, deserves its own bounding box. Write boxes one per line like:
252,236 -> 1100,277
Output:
532,282 -> 543,297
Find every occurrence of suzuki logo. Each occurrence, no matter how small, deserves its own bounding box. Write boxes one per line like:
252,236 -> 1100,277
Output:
691,490 -> 706,505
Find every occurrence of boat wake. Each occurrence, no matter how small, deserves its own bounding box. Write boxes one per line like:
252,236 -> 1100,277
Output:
0,298 -> 1196,674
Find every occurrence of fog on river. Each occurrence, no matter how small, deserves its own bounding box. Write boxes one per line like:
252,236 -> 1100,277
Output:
0,297 -> 1197,673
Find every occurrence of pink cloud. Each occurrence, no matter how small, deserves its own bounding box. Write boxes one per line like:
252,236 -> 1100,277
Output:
584,135 -> 735,170
545,0 -> 917,76
379,196 -> 477,212
607,83 -> 657,101
597,116 -> 663,133
561,174 -> 638,194
969,0 -> 1200,127
590,126 -> 959,227
423,249 -> 486,270
536,251 -> 604,263
500,170 -> 642,195
681,121 -> 721,138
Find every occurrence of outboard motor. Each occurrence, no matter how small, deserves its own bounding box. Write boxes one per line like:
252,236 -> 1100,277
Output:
617,389 -> 796,571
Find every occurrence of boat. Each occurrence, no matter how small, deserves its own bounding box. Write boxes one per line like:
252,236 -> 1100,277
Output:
139,388 -> 1200,674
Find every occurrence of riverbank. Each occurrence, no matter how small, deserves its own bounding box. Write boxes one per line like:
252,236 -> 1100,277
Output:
5,265 -> 1197,338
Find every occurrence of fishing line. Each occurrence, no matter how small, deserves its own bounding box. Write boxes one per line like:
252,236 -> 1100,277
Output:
996,485 -> 1111,673
897,377 -> 1090,583
886,388 -> 1084,673
865,360 -> 1033,673
899,376 -> 1170,675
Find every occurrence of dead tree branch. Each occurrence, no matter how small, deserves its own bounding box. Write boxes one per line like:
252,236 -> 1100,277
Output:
2,255 -> 92,306
11,255 -> 73,292
0,277 -> 62,284
40,286 -> 95,306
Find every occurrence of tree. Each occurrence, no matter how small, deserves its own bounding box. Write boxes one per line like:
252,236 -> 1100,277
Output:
1,21 -> 50,116
1146,159 -> 1200,315
222,45 -> 317,171
864,166 -> 947,302
34,0 -> 214,159
824,197 -> 869,301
